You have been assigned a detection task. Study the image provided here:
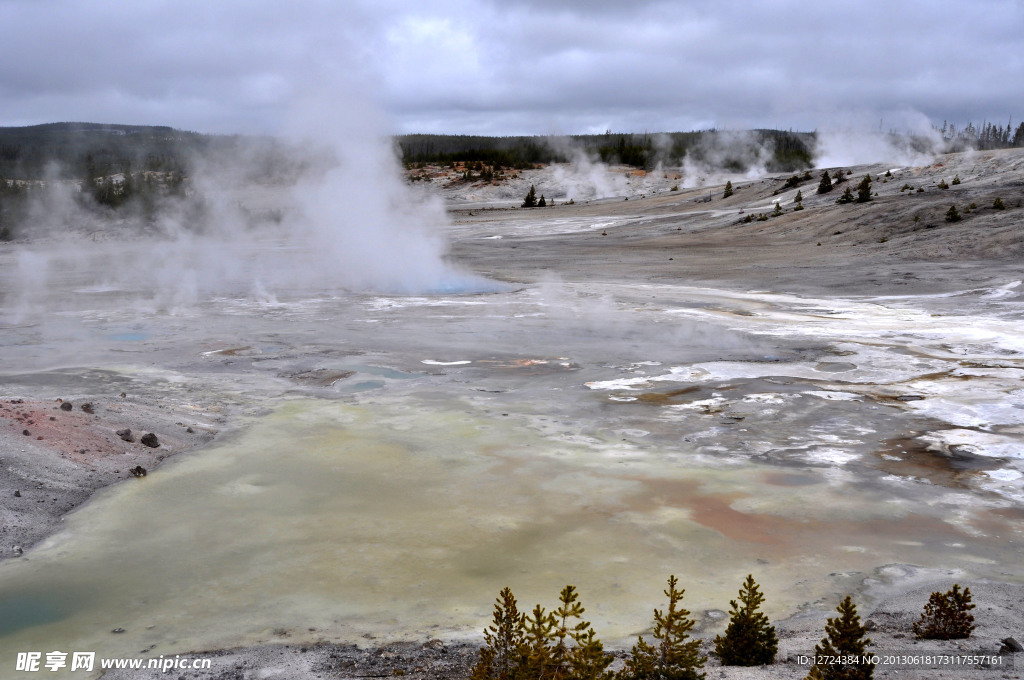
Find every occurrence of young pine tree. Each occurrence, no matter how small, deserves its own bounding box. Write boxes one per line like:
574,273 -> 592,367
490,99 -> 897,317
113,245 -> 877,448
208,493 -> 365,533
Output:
912,584 -> 975,640
618,575 -> 706,680
946,204 -> 962,222
835,187 -> 855,204
714,575 -> 778,666
549,585 -> 613,680
571,627 -> 615,680
472,587 -> 527,680
723,181 -> 734,198
855,175 -> 872,203
523,603 -> 557,680
809,596 -> 874,680
817,171 -> 833,194
522,185 -> 538,208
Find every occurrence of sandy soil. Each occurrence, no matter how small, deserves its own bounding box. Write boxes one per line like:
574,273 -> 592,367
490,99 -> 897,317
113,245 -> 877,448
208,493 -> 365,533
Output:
4,147 -> 1024,678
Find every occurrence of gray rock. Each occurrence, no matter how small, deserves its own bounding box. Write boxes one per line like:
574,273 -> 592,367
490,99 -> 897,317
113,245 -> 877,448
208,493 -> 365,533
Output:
116,428 -> 134,442
140,432 -> 160,448
1000,637 -> 1023,653
60,401 -> 73,411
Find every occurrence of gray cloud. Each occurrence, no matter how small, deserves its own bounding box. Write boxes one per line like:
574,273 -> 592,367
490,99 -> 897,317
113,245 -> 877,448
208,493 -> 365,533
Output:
0,0 -> 1021,135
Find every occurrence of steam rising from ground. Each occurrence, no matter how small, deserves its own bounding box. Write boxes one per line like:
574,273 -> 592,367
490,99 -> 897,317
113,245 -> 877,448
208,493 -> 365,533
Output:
678,130 -> 774,189
813,111 -> 944,168
280,97 -> 500,295
1,102 -> 499,321
543,138 -> 628,201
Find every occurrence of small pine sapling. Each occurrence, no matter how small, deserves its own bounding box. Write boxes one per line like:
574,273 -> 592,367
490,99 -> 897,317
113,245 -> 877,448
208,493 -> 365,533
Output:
723,181 -> 734,198
551,585 -> 585,676
836,187 -> 855,204
817,171 -> 833,194
951,174 -> 961,185
802,664 -> 826,680
938,179 -> 949,190
855,175 -> 872,203
714,575 -> 778,666
548,585 -> 614,680
809,596 -> 874,680
618,575 -> 706,680
472,587 -> 527,680
772,202 -> 783,216
913,584 -> 976,640
523,603 -> 557,679
993,197 -> 1005,210
946,204 -> 962,222
522,185 -> 538,208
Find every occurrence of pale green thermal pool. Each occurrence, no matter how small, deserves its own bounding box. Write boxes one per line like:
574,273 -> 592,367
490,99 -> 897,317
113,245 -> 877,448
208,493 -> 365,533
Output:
1,393 -> 1019,671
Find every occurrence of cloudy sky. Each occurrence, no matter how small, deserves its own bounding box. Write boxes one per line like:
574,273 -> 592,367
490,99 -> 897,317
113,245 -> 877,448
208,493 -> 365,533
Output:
1,0 -> 1022,136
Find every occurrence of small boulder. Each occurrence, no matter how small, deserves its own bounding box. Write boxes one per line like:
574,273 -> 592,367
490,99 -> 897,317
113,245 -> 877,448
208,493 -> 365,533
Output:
1001,637 -> 1024,653
81,403 -> 94,414
60,401 -> 73,411
129,465 -> 147,478
116,428 -> 134,443
13,490 -> 20,497
140,432 -> 160,448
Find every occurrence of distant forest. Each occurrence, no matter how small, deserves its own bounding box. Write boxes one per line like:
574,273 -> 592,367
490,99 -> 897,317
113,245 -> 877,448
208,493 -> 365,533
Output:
397,129 -> 816,173
3,120 -> 1024,183
0,122 -> 297,181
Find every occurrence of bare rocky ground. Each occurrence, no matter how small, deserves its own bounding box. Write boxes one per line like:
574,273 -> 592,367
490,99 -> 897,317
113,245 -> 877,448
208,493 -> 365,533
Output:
4,147 -> 1024,678
0,390 -> 222,560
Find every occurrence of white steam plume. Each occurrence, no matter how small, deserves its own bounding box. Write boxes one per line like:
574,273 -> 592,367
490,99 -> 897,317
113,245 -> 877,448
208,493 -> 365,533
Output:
813,110 -> 943,168
0,94 -> 502,323
545,138 -> 628,201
